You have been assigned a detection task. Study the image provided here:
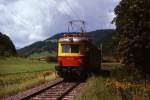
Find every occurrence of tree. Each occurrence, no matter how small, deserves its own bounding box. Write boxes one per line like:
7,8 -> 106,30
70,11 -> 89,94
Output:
0,32 -> 17,57
114,0 -> 150,74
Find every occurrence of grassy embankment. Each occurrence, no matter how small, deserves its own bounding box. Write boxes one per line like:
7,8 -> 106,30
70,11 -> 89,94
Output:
76,62 -> 121,100
0,57 -> 56,98
76,62 -> 150,100
76,76 -> 121,100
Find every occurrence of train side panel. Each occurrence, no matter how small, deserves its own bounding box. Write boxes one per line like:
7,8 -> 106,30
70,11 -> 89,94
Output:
86,42 -> 101,72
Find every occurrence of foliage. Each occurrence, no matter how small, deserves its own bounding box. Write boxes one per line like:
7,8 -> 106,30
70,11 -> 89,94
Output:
111,67 -> 143,82
109,67 -> 150,100
106,79 -> 150,100
0,32 -> 17,57
114,0 -> 150,74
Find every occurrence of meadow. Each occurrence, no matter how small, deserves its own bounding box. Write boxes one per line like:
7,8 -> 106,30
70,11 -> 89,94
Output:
0,57 -> 56,98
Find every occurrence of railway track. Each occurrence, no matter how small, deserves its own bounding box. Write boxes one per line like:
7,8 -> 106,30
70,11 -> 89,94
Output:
25,80 -> 81,100
4,79 -> 85,100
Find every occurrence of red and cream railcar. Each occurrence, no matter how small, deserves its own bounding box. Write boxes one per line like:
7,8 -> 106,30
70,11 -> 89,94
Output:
55,33 -> 101,77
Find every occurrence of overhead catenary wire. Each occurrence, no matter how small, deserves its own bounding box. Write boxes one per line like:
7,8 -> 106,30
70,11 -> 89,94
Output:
64,0 -> 81,20
63,0 -> 87,33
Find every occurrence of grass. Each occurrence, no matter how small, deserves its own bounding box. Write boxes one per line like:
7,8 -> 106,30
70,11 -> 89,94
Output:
0,72 -> 57,98
109,67 -> 150,100
0,73 -> 42,98
0,57 -> 55,75
0,57 -> 56,99
105,79 -> 150,100
76,61 -> 150,100
28,51 -> 56,58
76,76 -> 121,100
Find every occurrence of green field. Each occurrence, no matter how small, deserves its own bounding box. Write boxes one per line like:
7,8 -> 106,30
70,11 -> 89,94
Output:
28,51 -> 56,58
0,57 -> 55,75
0,57 -> 56,98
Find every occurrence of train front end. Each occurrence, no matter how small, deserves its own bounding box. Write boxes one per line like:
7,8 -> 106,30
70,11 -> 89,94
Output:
55,34 -> 88,77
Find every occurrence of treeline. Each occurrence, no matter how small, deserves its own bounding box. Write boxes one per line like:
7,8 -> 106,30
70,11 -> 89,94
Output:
114,0 -> 150,75
0,32 -> 17,57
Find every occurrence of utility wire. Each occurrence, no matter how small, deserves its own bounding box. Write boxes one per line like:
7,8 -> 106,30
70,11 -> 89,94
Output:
64,0 -> 80,19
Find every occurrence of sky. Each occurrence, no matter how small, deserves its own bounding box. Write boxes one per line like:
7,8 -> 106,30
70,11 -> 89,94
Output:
0,0 -> 120,49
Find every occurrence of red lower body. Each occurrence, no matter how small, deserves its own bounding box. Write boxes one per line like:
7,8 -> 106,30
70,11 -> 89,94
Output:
56,55 -> 100,78
58,56 -> 84,67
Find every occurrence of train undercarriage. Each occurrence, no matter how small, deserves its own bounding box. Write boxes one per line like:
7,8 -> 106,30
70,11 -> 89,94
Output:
55,65 -> 100,79
55,65 -> 89,79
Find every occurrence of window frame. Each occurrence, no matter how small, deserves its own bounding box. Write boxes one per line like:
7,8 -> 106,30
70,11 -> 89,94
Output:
61,44 -> 80,54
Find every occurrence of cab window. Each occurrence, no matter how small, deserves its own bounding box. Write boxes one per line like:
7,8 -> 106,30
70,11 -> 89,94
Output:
71,45 -> 80,53
61,44 -> 80,53
62,45 -> 71,53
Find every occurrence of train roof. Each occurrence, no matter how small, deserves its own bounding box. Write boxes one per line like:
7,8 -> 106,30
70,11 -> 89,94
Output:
58,33 -> 90,43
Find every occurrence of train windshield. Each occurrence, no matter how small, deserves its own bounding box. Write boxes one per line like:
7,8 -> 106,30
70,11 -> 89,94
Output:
62,45 -> 70,53
62,44 -> 80,53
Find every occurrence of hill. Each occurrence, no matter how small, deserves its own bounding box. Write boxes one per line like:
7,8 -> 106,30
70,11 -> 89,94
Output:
88,29 -> 115,56
0,32 -> 17,57
18,41 -> 56,58
18,29 -> 115,58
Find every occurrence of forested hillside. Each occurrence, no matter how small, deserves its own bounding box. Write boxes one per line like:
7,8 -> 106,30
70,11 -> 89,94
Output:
18,41 -> 56,57
0,32 -> 17,57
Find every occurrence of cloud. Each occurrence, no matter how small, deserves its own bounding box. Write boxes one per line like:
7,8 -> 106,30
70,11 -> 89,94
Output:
0,0 -> 119,48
